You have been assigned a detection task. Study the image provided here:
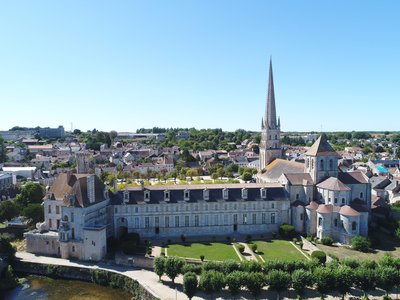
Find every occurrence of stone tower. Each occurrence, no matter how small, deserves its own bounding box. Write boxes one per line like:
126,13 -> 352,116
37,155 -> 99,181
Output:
76,151 -> 91,174
259,59 -> 282,170
304,134 -> 339,184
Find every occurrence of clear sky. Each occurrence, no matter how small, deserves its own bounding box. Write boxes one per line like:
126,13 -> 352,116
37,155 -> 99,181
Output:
1,1 -> 399,133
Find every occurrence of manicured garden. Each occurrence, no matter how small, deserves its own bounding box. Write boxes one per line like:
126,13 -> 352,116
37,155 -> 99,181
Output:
253,240 -> 307,261
165,242 -> 240,261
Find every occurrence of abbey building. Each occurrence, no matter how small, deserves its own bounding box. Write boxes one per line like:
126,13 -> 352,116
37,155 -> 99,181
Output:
25,60 -> 371,261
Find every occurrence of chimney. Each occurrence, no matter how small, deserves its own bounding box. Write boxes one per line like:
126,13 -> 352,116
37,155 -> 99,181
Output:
139,180 -> 144,191
87,175 -> 96,203
113,179 -> 118,194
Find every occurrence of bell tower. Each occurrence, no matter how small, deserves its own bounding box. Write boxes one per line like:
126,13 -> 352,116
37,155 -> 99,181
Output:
259,58 -> 283,170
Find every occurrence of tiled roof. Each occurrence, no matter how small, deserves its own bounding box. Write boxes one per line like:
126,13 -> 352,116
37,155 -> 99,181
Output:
260,159 -> 304,182
317,177 -> 351,191
49,173 -> 106,208
283,173 -> 314,185
305,134 -> 339,157
305,201 -> 319,210
339,205 -> 361,217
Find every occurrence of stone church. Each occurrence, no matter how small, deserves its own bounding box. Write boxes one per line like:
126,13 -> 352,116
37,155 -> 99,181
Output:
25,60 -> 371,261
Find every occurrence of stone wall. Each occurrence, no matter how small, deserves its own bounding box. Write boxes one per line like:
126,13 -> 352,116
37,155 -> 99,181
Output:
13,260 -> 158,300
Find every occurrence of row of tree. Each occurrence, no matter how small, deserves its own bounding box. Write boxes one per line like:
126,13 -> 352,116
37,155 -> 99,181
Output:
154,254 -> 400,299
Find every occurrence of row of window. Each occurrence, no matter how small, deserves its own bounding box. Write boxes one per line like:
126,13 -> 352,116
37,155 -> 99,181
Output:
115,202 -> 276,214
124,213 -> 277,229
124,188 -> 269,202
48,204 -> 60,214
318,217 -> 358,231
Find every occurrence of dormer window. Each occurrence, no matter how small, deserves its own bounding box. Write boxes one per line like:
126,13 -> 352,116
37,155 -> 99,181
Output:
223,188 -> 229,200
123,191 -> 129,203
184,189 -> 190,201
260,188 -> 267,199
241,188 -> 248,200
164,190 -> 170,202
203,188 -> 209,200
144,190 -> 150,202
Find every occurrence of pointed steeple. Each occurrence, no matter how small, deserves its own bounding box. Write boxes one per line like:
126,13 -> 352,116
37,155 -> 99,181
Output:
265,58 -> 277,129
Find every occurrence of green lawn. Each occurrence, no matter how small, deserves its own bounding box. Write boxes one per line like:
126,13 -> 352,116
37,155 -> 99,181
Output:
318,232 -> 400,261
166,242 -> 240,261
254,240 -> 307,261
0,223 -> 6,229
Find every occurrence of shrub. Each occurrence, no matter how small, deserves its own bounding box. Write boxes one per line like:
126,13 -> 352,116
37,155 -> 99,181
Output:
203,261 -> 223,272
222,260 -> 240,274
291,269 -> 312,296
279,224 -> 296,239
226,271 -> 245,296
240,260 -> 262,273
182,264 -> 202,275
180,234 -> 186,243
199,270 -> 225,294
313,266 -> 335,296
237,244 -> 245,254
200,255 -> 205,262
272,232 -> 277,238
0,265 -> 18,290
251,243 -> 258,253
320,236 -> 334,246
183,272 -> 198,299
244,272 -> 265,297
266,269 -> 291,295
91,269 -> 109,286
311,250 -> 326,264
351,236 -> 370,252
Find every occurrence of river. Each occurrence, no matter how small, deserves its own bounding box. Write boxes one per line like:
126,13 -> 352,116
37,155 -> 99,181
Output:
2,275 -> 133,300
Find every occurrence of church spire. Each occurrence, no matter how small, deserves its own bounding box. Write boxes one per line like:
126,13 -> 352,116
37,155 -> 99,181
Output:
265,58 -> 277,129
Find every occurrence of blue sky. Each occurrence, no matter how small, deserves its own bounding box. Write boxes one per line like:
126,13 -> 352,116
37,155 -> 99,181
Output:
1,1 -> 399,133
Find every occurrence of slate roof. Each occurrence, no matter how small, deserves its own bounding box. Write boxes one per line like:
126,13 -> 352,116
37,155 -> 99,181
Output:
317,177 -> 351,191
111,183 -> 288,205
338,171 -> 369,185
49,173 -> 106,208
305,134 -> 339,157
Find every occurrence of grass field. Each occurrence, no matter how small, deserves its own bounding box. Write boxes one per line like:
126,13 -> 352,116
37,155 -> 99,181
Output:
166,242 -> 240,261
318,233 -> 400,261
254,240 -> 307,261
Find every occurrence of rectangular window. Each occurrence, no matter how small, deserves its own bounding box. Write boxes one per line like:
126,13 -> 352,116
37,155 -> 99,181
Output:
71,228 -> 75,239
233,214 -> 238,224
204,215 -> 209,226
243,214 -> 247,224
48,205 -> 51,214
271,213 -> 276,224
175,216 -> 179,227
145,217 -> 150,228
49,218 -> 52,228
155,216 -> 159,226
134,217 -> 139,228
71,212 -> 74,222
185,216 -> 189,227
214,215 -> 218,226
165,216 -> 169,228
195,215 -> 199,227
56,205 -> 60,214
57,219 -> 60,229
262,213 -> 266,224
252,213 -> 256,224
224,214 -> 228,225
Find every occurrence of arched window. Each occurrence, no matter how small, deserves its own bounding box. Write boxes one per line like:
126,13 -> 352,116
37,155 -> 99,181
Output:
318,217 -> 322,226
275,134 -> 277,139
352,221 -> 357,231
334,219 -> 338,227
360,192 -> 363,199
320,159 -> 324,170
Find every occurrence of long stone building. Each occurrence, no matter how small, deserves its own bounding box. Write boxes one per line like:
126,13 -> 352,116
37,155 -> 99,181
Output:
25,60 -> 372,261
